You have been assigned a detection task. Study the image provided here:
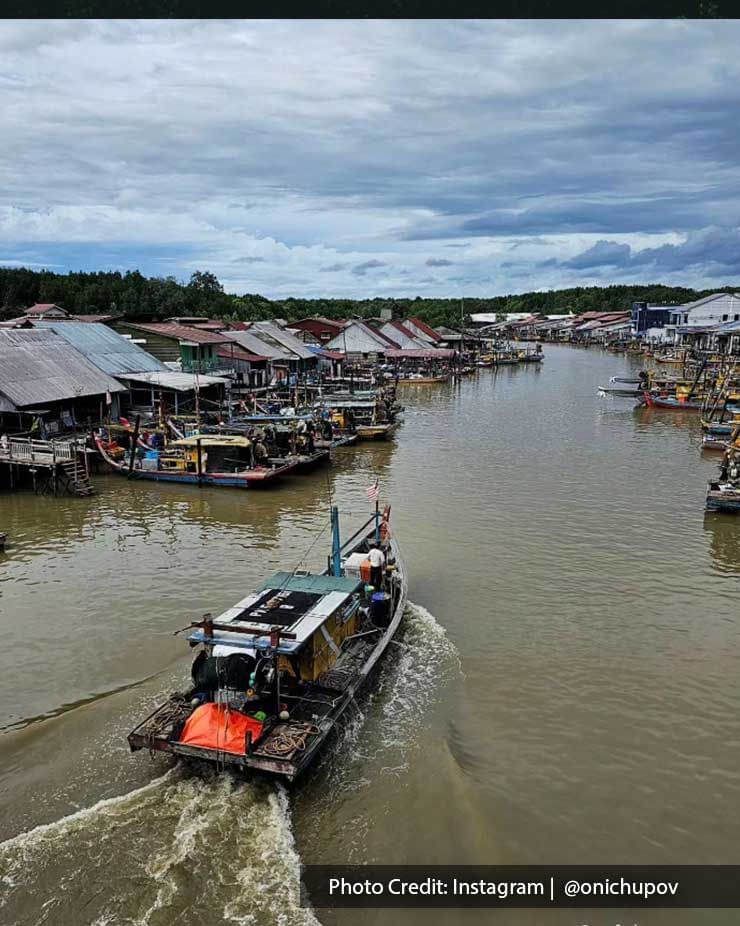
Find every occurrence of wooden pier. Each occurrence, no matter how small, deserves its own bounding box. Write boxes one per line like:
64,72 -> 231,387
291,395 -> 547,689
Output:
0,437 -> 95,497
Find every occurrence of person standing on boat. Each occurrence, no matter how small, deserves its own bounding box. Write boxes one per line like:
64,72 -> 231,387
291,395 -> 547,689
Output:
253,438 -> 269,467
368,543 -> 386,590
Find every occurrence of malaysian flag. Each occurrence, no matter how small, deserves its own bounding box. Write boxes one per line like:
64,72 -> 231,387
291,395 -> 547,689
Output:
366,479 -> 380,502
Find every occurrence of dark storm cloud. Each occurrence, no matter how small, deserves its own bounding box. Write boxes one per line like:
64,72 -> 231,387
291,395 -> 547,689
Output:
561,227 -> 740,276
564,240 -> 633,269
352,260 -> 387,276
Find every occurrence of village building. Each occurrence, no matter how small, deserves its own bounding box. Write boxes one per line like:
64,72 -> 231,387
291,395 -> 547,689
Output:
0,328 -> 126,434
113,322 -> 233,373
247,321 -> 319,374
324,320 -> 398,362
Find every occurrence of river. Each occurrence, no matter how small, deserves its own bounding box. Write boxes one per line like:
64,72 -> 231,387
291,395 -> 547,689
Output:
1,344 -> 740,926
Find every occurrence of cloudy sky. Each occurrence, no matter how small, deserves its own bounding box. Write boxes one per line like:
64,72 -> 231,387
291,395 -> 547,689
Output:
2,20 -> 740,298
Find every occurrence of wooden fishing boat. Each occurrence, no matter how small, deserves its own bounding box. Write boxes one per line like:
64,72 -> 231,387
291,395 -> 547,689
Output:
706,485 -> 740,512
703,434 -> 729,451
315,397 -> 402,442
598,384 -> 643,397
95,433 -> 298,488
127,507 -> 407,781
355,420 -> 401,441
642,392 -> 703,410
396,373 -> 448,384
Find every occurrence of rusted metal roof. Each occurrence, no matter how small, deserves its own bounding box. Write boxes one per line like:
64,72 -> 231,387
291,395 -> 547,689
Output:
122,322 -> 232,345
0,329 -> 125,410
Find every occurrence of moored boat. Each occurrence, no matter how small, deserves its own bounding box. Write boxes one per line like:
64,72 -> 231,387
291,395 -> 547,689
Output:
96,432 -> 298,487
396,373 -> 448,384
127,506 -> 407,781
642,391 -> 703,410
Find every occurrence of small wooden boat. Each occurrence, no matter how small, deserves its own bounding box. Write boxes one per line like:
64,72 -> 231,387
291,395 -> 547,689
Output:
598,385 -> 643,397
355,420 -> 401,441
707,481 -> 740,512
396,373 -> 448,384
642,392 -> 703,410
127,507 -> 407,781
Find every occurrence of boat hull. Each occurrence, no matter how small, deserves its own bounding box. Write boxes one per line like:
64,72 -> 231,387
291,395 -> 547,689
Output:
95,435 -> 296,487
706,487 -> 740,512
642,392 -> 702,410
355,421 -> 401,441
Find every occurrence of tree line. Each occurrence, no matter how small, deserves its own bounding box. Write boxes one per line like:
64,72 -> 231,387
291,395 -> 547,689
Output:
1,266 -> 736,330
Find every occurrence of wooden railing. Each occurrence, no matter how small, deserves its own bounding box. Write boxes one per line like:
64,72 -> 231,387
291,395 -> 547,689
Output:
0,437 -> 79,466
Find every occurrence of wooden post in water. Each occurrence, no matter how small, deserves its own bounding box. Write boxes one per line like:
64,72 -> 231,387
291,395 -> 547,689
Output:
128,415 -> 141,479
196,437 -> 203,486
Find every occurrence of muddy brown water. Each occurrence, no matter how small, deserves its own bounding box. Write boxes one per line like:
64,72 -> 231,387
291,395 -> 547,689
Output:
1,344 -> 740,926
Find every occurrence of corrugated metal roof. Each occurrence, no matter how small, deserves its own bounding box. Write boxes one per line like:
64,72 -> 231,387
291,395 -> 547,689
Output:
406,317 -> 443,342
119,371 -> 228,391
0,329 -> 125,410
250,321 -> 318,360
216,345 -> 269,363
34,322 -> 169,375
227,329 -> 293,362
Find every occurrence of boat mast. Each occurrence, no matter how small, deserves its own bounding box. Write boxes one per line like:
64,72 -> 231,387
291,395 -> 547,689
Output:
330,506 -> 342,576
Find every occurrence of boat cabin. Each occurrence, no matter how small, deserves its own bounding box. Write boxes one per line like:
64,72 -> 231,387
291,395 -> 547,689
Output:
187,571 -> 365,683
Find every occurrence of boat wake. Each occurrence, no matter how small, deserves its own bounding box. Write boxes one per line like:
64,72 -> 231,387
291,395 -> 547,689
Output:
0,767 -> 320,926
319,601 -> 462,788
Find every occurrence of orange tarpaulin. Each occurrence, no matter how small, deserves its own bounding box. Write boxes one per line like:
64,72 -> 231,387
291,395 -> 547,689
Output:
178,702 -> 264,755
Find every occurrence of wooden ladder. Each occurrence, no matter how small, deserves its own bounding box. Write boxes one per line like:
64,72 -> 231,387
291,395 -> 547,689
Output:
58,460 -> 95,497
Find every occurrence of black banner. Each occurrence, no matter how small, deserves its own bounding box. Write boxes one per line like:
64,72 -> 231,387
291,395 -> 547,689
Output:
301,865 -> 740,908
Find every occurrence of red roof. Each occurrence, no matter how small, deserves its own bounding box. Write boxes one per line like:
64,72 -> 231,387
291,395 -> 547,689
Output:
216,345 -> 269,363
407,316 -> 442,342
187,320 -> 226,331
126,322 -> 233,345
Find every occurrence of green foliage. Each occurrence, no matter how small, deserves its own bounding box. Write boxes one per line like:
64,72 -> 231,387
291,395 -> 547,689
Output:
0,266 -> 737,328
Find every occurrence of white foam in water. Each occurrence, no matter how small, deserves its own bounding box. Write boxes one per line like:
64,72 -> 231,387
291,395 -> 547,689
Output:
0,767 -> 320,926
320,601 -> 462,786
377,601 -> 461,752
0,767 -> 178,858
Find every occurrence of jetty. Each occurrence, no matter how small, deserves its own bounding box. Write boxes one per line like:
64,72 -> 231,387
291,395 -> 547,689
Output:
0,436 -> 94,496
